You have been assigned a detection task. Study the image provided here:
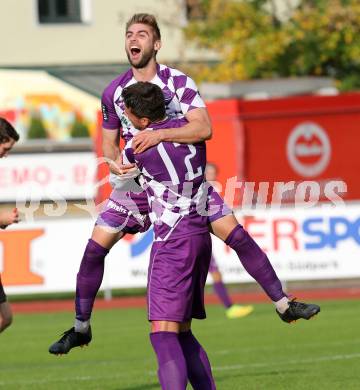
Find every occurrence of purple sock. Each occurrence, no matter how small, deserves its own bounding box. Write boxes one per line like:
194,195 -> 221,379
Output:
150,332 -> 188,390
178,330 -> 216,390
225,225 -> 286,301
213,281 -> 232,308
75,239 -> 109,321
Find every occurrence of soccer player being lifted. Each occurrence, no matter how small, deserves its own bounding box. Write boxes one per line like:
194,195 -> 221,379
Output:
49,13 -> 320,355
0,118 -> 20,333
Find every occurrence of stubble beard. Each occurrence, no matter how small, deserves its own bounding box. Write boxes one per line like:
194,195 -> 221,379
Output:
126,47 -> 156,69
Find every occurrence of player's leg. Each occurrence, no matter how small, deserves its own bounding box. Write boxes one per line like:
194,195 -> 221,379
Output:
210,256 -> 254,319
208,190 -> 320,321
148,235 -> 215,389
177,234 -> 216,389
74,192 -> 151,327
210,257 -> 233,308
75,224 -> 123,327
0,302 -> 12,333
49,194 -> 151,355
0,280 -> 12,333
48,223 -> 121,355
206,186 -> 286,305
179,322 -> 216,390
210,213 -> 287,303
150,321 -> 188,390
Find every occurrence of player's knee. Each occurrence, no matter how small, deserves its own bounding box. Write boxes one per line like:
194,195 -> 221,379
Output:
151,320 -> 180,333
224,223 -> 250,246
212,214 -> 239,241
92,226 -> 123,249
211,270 -> 222,282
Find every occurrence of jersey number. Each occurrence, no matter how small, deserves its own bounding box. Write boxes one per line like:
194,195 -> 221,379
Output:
157,143 -> 202,184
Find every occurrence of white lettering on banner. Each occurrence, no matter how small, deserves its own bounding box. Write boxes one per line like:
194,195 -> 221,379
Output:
0,152 -> 97,201
288,260 -> 339,271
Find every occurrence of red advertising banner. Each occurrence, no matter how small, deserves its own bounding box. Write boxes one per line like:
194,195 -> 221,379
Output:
239,93 -> 360,203
206,99 -> 244,193
95,93 -> 360,206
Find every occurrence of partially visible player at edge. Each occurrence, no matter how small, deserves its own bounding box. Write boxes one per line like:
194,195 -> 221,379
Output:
48,13 -> 320,355
0,118 -> 20,333
125,81 -> 216,389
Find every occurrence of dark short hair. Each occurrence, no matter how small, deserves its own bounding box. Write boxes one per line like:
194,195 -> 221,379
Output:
126,13 -> 161,41
206,162 -> 218,172
0,118 -> 19,143
122,82 -> 166,122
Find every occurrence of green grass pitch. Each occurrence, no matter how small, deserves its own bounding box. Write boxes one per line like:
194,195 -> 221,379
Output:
1,300 -> 359,389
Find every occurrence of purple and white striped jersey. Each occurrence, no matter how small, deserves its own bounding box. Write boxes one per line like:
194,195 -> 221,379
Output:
123,117 -> 208,242
101,63 -> 206,144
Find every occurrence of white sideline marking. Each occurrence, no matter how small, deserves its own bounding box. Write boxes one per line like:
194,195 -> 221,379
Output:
212,353 -> 360,372
1,353 -> 360,386
211,338 -> 360,355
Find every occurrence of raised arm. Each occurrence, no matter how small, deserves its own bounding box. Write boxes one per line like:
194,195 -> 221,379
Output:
159,107 -> 212,143
102,128 -> 121,163
132,107 -> 212,154
101,84 -> 134,174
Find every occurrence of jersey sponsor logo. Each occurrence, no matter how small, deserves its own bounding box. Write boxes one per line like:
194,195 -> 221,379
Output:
286,122 -> 331,177
102,104 -> 109,122
107,200 -> 129,214
120,114 -> 132,130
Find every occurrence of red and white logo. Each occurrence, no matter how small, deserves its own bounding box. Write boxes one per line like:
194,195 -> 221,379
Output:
286,122 -> 331,177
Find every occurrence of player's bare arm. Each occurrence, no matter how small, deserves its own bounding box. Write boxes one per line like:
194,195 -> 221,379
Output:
102,128 -> 136,175
132,107 -> 212,154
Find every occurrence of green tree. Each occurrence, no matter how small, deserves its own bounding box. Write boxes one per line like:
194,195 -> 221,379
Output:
70,120 -> 90,138
184,0 -> 360,90
27,116 -> 48,139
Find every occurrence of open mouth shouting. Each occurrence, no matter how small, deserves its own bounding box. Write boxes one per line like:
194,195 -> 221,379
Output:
126,42 -> 154,68
130,46 -> 141,61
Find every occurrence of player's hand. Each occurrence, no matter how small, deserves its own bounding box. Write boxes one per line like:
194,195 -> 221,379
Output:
108,158 -> 136,176
109,166 -> 141,187
0,208 -> 20,228
133,130 -> 163,154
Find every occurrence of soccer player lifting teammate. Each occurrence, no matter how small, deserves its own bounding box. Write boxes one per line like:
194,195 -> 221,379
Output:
49,13 -> 320,355
122,81 -> 215,389
0,118 -> 20,333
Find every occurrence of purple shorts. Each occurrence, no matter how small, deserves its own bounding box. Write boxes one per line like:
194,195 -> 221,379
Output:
206,186 -> 233,223
96,184 -> 232,235
0,275 -> 7,304
147,233 -> 212,322
96,190 -> 151,234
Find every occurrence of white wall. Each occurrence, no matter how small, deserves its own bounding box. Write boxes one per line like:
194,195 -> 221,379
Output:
0,0 -> 213,66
